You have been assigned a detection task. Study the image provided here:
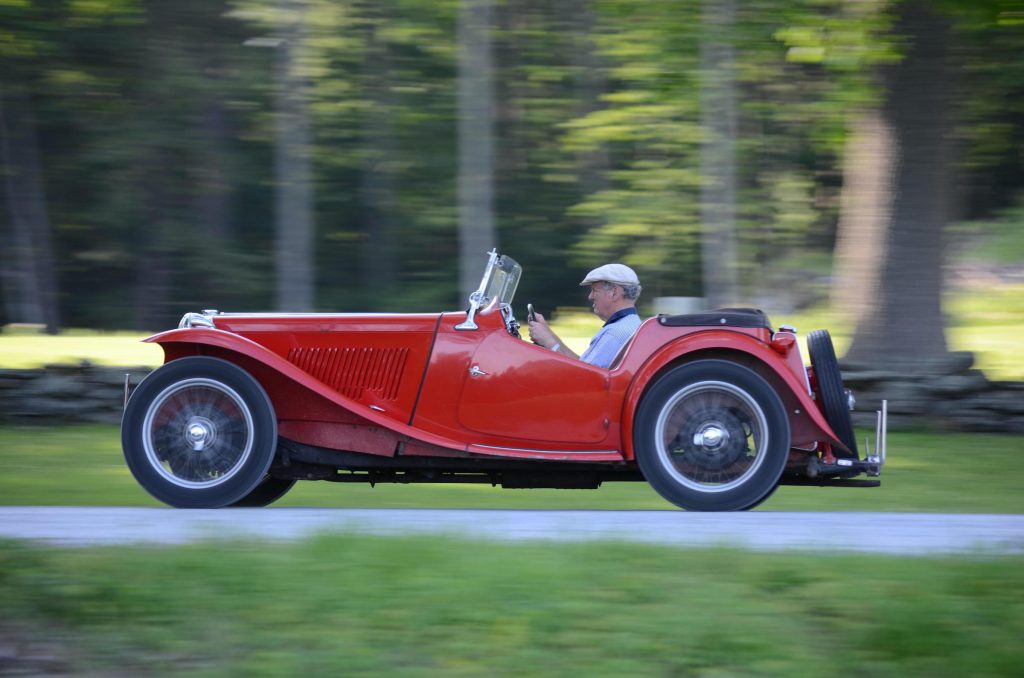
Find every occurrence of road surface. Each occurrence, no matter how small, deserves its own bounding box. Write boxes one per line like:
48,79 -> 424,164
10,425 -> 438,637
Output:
1,507 -> 1022,554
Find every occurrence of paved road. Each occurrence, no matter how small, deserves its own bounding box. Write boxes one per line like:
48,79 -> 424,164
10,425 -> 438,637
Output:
1,507 -> 1022,554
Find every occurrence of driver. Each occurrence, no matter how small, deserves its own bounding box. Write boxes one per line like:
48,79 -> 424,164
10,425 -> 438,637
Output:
528,263 -> 642,369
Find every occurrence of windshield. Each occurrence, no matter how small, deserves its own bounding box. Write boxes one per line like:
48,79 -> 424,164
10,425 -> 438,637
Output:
457,250 -> 523,331
482,253 -> 522,307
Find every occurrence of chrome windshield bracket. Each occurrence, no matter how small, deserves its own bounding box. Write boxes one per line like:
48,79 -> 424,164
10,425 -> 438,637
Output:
456,249 -> 500,331
456,291 -> 485,331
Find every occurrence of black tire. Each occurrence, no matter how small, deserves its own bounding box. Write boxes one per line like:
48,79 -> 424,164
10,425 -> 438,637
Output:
121,356 -> 278,508
229,476 -> 296,507
633,360 -> 791,511
806,329 -> 858,458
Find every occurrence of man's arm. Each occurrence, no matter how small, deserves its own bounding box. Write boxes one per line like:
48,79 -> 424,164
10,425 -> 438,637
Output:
527,314 -> 580,359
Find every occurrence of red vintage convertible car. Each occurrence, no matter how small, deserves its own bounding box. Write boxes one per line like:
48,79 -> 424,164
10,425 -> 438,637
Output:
121,250 -> 887,511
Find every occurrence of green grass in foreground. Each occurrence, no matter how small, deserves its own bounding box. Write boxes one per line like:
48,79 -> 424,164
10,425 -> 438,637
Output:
1,536 -> 1021,676
2,425 -> 1022,513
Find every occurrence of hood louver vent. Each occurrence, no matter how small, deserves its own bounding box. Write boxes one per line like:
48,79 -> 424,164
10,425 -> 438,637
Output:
287,347 -> 409,401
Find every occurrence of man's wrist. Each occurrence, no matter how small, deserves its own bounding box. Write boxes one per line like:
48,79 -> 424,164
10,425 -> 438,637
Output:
550,342 -> 561,353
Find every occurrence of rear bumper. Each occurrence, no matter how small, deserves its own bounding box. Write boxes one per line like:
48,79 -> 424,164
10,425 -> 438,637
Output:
793,400 -> 888,483
830,399 -> 888,477
861,399 -> 888,476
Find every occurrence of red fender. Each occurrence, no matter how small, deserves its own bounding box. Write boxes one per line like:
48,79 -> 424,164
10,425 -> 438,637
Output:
144,328 -> 469,454
619,331 -> 848,460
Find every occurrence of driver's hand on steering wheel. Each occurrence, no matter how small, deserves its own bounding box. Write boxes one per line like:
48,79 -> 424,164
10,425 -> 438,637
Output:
528,313 -> 558,348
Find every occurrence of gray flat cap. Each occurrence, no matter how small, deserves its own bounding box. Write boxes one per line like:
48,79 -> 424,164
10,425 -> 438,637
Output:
580,263 -> 640,287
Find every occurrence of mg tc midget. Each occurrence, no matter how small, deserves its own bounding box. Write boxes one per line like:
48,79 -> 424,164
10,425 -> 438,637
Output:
121,250 -> 887,511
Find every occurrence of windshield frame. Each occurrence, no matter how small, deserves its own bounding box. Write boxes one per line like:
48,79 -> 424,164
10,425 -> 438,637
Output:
456,250 -> 523,330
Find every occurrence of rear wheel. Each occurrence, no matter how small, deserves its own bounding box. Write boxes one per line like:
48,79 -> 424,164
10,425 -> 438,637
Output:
122,356 -> 278,508
807,329 -> 858,458
634,360 -> 790,511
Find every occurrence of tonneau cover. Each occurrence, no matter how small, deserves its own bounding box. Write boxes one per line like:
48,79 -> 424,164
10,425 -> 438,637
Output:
657,307 -> 773,331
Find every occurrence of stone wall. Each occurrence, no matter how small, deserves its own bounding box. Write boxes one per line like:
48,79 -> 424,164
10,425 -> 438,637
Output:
841,352 -> 1024,434
0,364 -> 152,425
1,359 -> 1022,433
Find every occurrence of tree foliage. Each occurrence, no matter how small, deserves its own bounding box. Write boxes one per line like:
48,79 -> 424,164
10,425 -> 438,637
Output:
0,0 -> 1021,329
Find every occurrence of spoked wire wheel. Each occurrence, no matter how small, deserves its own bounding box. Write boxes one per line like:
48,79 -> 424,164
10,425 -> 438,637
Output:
655,381 -> 768,493
635,360 -> 790,511
122,357 -> 277,508
143,378 -> 255,489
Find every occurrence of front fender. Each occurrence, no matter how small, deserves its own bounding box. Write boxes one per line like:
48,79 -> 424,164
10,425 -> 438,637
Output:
620,331 -> 847,460
145,328 -> 468,453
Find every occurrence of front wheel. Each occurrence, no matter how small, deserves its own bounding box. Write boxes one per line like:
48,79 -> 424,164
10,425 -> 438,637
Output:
229,476 -> 296,507
122,356 -> 278,508
634,360 -> 791,511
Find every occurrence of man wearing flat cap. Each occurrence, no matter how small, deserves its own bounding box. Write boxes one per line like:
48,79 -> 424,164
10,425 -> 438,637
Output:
528,263 -> 643,369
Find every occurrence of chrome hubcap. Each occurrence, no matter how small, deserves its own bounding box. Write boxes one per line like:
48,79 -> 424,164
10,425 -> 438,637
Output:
693,424 -> 729,450
185,417 -> 216,451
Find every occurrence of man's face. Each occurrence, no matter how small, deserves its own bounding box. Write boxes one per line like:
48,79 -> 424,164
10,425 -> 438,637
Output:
588,282 -> 619,321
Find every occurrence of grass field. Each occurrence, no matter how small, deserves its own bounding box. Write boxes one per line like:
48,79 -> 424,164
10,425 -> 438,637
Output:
2,424 -> 1022,513
0,327 -> 163,368
1,535 -> 1021,676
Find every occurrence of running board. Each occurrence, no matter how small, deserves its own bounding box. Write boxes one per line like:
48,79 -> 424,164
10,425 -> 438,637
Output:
779,478 -> 881,488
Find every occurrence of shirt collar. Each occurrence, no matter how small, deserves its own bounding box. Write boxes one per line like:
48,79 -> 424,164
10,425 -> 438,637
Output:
603,306 -> 638,327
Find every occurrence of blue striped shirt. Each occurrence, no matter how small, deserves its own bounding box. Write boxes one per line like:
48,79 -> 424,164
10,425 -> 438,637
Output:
580,308 -> 643,369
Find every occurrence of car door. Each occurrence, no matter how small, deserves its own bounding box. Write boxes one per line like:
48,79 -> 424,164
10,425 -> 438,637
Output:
457,330 -> 610,444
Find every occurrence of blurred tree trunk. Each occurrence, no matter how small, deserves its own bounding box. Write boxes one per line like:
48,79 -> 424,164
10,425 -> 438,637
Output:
194,75 -> 232,244
457,0 -> 497,299
565,0 -> 609,208
273,0 -> 315,312
360,4 -> 398,294
133,149 -> 174,331
832,109 -> 892,327
132,1 -> 175,331
0,84 -> 61,333
699,0 -> 738,309
840,0 -> 953,366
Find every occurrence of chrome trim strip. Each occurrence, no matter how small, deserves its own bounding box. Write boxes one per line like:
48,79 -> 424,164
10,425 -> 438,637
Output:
187,312 -> 441,318
472,444 -> 620,455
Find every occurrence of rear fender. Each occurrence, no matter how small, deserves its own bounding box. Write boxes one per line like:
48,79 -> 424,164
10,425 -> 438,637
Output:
145,328 -> 467,454
621,333 -> 847,460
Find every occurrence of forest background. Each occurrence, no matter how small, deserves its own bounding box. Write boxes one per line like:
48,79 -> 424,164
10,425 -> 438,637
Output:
2,0 -> 1023,371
